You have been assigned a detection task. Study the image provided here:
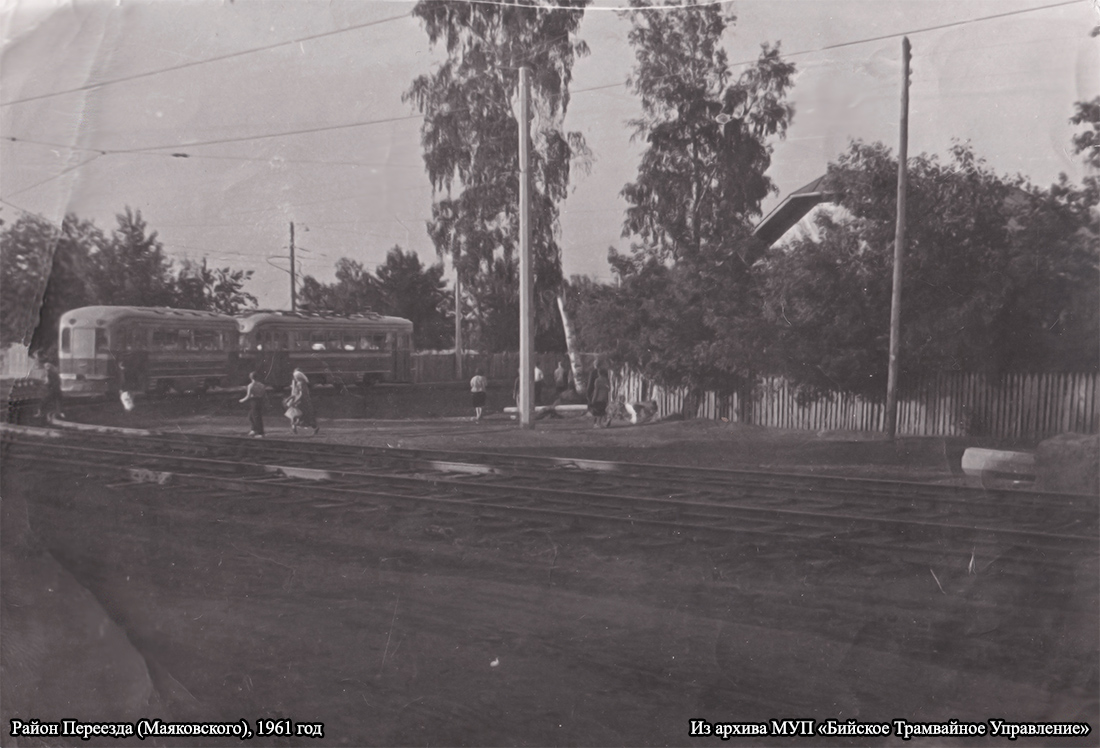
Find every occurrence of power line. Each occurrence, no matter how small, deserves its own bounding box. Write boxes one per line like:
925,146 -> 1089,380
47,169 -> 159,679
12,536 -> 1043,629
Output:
0,0 -> 1080,196
567,0 -> 1083,97
789,0 -> 1081,59
0,12 -> 411,108
1,153 -> 103,201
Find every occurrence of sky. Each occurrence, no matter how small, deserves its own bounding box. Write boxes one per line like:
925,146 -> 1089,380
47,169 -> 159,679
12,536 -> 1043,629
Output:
1,0 -> 1096,309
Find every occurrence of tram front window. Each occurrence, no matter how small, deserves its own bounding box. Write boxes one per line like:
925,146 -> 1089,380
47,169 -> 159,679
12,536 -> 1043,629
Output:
71,328 -> 98,359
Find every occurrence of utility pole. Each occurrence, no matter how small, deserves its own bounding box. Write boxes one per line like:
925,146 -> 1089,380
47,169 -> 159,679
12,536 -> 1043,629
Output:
885,37 -> 911,439
289,221 -> 297,312
517,67 -> 534,429
454,268 -> 463,380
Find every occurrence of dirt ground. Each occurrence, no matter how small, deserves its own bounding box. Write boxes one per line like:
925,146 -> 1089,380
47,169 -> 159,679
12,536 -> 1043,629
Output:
2,384 -> 1097,747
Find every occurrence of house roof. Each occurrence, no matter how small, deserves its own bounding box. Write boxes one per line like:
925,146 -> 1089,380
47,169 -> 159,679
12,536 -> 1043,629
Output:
753,174 -> 837,247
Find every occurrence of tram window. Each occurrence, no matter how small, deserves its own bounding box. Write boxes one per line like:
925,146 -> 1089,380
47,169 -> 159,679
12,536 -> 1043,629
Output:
327,332 -> 342,351
61,328 -> 71,353
342,334 -> 357,351
153,330 -> 181,350
358,334 -> 374,350
95,328 -> 109,353
310,331 -> 326,351
374,334 -> 388,349
194,330 -> 221,351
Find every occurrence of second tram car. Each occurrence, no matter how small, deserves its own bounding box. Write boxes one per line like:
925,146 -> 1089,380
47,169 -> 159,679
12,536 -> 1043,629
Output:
235,311 -> 413,389
58,306 -> 239,395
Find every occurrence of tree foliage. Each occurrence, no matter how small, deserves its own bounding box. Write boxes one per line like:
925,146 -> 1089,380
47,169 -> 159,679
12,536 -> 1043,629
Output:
299,258 -> 387,316
404,0 -> 590,350
621,1 -> 795,264
0,207 -> 257,357
578,1 -> 795,399
1070,95 -> 1100,170
90,208 -> 177,307
176,260 -> 258,315
299,249 -> 456,350
375,246 -> 453,350
759,141 -> 1099,399
0,213 -> 61,348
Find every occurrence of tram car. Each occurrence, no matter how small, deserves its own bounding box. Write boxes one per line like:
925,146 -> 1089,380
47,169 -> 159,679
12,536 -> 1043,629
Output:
58,306 -> 239,395
235,310 -> 413,389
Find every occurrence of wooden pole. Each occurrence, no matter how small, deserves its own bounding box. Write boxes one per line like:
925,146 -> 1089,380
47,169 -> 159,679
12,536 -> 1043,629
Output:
518,67 -> 534,428
289,221 -> 297,312
885,37 -> 910,439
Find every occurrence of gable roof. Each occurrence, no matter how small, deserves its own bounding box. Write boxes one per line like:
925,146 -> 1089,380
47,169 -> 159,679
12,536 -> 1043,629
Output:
753,175 -> 837,247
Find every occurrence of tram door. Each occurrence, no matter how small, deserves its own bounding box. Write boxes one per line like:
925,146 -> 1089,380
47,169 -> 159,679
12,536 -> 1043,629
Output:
393,332 -> 411,382
257,329 -> 292,388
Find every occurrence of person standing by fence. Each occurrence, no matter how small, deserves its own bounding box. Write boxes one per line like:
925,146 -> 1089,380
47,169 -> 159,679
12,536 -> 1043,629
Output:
470,369 -> 488,421
590,369 -> 611,428
554,359 -> 570,399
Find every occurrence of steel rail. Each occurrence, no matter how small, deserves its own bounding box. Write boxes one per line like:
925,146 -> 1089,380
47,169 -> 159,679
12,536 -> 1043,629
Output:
8,445 -> 1090,575
51,428 -> 1096,534
5,434 -> 1094,566
5,424 -> 1095,550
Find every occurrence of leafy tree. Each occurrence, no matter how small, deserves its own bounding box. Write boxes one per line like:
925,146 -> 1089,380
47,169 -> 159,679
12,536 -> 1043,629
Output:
375,246 -> 453,350
1071,96 -> 1100,170
759,141 -> 1099,400
176,260 -> 258,314
90,207 -> 176,307
404,0 -> 590,351
1,212 -> 60,349
583,1 -> 795,409
0,212 -> 108,356
28,214 -> 104,356
621,1 -> 794,264
299,258 -> 387,316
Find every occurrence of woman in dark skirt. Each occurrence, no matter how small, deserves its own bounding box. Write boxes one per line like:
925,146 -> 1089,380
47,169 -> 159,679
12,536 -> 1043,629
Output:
239,370 -> 267,437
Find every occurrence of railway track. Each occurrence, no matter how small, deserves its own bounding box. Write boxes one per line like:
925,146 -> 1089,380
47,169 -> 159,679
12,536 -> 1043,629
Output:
3,422 -> 1095,572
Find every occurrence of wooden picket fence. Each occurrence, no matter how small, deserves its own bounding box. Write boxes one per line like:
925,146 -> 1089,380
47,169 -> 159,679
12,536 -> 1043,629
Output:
411,352 -> 1097,439
614,367 -> 1098,440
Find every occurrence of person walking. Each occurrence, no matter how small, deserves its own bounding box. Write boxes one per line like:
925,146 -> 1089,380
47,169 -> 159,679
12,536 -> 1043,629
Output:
469,369 -> 488,421
117,359 -> 139,413
239,370 -> 267,438
40,362 -> 64,420
285,368 -> 318,435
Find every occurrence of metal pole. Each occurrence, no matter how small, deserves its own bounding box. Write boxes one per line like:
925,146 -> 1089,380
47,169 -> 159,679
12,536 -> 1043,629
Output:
289,221 -> 297,312
518,67 -> 534,428
454,269 -> 463,380
885,37 -> 910,438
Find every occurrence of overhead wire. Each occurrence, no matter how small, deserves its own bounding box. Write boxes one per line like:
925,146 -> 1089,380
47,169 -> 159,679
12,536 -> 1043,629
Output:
0,0 -> 1083,208
0,12 -> 412,108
